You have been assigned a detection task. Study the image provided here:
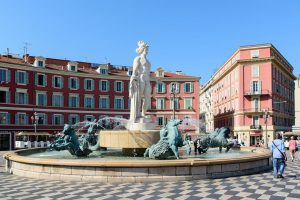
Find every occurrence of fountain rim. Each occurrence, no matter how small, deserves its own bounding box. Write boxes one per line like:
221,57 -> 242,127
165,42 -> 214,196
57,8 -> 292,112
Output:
4,147 -> 271,168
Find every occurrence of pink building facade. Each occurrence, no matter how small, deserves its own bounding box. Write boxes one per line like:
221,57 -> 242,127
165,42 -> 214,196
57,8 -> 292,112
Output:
204,44 -> 295,146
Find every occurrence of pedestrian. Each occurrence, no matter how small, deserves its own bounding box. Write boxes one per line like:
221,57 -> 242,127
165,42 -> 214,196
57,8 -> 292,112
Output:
271,133 -> 286,178
289,136 -> 297,162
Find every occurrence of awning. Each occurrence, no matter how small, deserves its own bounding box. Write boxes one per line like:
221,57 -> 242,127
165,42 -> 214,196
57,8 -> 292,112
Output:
250,133 -> 262,136
17,131 -> 51,136
283,132 -> 300,136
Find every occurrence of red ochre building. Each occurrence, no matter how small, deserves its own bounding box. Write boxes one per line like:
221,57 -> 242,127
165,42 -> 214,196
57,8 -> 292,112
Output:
0,54 -> 200,150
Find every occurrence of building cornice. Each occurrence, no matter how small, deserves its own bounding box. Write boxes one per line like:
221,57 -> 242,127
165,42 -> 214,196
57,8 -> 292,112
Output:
0,61 -> 200,82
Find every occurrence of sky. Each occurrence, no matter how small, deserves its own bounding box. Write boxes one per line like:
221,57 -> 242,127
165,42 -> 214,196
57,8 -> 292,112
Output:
0,0 -> 300,83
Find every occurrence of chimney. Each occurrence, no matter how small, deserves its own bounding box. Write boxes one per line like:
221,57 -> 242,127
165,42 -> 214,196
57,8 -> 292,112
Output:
24,54 -> 30,63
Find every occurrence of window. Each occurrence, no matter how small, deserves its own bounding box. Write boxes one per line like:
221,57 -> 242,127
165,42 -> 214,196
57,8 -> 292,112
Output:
53,76 -> 63,88
16,71 -> 27,84
251,50 -> 259,58
69,115 -> 79,125
183,116 -> 192,126
52,94 -> 63,107
252,116 -> 259,126
16,91 -> 28,104
114,81 -> 123,92
156,116 -> 165,126
0,112 -> 10,124
69,77 -> 79,90
37,113 -> 47,125
100,69 -> 108,75
184,82 -> 194,93
170,82 -> 180,93
170,97 -> 179,110
251,81 -> 261,93
38,61 -> 44,67
99,96 -> 109,109
156,83 -> 166,93
128,70 -> 133,76
15,113 -> 28,125
156,98 -> 165,110
52,114 -> 64,125
252,65 -> 259,77
70,66 -> 76,71
0,69 -> 9,82
84,79 -> 94,91
69,95 -> 79,108
84,115 -> 94,122
100,80 -> 109,92
84,96 -> 94,108
114,97 -> 124,109
0,90 -> 9,103
184,98 -> 193,109
36,92 -> 47,106
36,74 -> 47,86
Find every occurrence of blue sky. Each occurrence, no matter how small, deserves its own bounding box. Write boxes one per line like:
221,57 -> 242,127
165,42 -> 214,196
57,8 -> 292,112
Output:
1,0 -> 300,83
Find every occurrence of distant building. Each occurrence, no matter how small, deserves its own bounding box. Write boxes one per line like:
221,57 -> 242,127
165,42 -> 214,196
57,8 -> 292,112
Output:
200,44 -> 295,146
293,77 -> 300,132
200,80 -> 214,133
0,54 -> 200,150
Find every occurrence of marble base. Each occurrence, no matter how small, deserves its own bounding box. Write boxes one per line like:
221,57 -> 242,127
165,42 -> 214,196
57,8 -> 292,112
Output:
127,116 -> 156,131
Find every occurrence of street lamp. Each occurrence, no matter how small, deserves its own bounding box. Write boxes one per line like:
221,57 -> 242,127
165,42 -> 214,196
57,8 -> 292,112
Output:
263,108 -> 269,148
171,83 -> 177,119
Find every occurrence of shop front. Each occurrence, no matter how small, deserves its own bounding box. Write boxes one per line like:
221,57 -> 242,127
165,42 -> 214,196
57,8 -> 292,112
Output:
250,132 -> 262,147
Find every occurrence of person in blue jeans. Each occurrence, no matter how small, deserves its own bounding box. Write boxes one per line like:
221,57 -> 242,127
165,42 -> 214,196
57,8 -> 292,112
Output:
271,133 -> 286,178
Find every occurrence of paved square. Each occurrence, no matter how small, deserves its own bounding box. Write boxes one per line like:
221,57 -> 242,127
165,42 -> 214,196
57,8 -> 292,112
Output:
1,151 -> 300,199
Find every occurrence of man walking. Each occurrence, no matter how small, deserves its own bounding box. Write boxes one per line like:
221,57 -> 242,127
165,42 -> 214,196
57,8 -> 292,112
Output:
271,133 -> 286,178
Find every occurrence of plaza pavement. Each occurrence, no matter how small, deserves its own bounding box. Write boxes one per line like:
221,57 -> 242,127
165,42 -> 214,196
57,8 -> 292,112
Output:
0,151 -> 300,200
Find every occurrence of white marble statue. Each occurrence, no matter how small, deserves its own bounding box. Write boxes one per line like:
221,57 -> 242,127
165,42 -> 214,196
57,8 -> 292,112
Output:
129,41 -> 152,123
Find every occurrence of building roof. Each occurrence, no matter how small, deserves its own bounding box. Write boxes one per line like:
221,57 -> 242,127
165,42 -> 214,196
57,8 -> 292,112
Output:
0,54 -> 199,79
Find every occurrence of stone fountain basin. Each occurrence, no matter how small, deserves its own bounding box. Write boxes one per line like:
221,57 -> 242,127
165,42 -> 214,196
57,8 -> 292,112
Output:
4,147 -> 271,183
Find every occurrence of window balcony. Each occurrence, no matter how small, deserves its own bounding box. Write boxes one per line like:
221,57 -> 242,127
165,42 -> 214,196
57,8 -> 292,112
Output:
244,90 -> 269,96
250,125 -> 262,130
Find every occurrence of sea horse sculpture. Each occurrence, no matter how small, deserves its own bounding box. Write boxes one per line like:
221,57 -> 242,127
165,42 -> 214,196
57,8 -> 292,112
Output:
49,124 -> 92,157
193,127 -> 233,154
144,119 -> 191,159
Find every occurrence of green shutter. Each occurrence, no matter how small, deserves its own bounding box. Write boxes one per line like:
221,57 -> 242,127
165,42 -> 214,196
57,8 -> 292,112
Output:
52,76 -> 55,87
191,83 -> 194,92
44,75 -> 47,86
84,79 -> 87,90
61,77 -> 64,88
68,78 -> 71,89
6,91 -> 10,103
6,70 -> 10,82
35,73 -> 38,85
15,72 -> 19,84
24,93 -> 28,104
6,113 -> 10,124
25,72 -> 28,84
15,92 -> 19,104
91,79 -> 94,91
15,113 -> 19,124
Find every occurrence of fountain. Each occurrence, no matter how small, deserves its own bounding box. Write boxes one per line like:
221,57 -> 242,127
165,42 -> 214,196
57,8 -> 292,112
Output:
3,41 -> 272,183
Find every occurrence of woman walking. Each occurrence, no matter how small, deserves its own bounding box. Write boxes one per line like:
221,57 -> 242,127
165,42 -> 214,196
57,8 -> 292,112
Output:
289,136 -> 297,162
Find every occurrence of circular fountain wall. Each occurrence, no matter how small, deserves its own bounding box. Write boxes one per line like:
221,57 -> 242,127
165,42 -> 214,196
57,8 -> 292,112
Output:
4,147 -> 271,183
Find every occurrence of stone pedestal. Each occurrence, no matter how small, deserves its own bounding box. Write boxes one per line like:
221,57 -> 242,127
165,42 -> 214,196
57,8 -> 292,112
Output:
99,130 -> 160,156
127,116 -> 156,131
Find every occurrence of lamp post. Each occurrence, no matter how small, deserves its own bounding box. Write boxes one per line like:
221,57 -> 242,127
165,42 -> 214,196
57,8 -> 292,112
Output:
171,83 -> 176,119
263,108 -> 269,148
